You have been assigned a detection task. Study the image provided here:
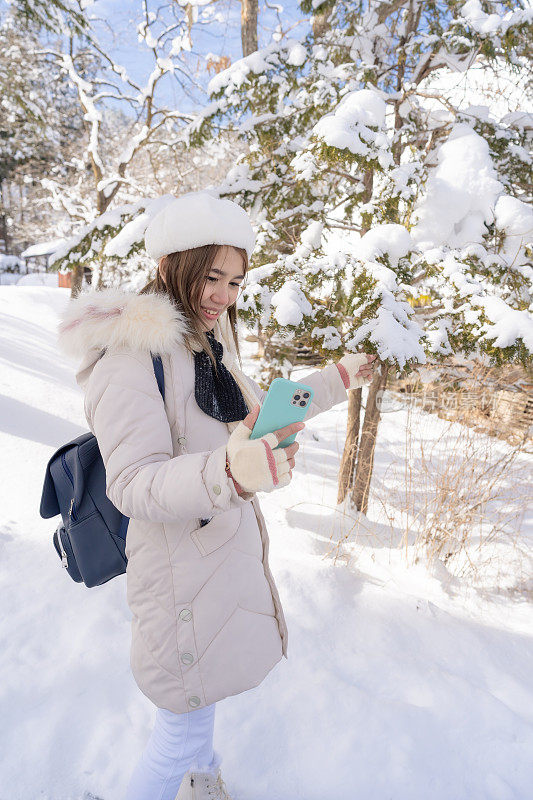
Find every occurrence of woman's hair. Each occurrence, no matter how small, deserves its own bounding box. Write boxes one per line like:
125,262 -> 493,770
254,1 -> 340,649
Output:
139,243 -> 248,372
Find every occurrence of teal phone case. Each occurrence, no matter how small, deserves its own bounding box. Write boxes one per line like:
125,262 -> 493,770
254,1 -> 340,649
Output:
250,377 -> 315,448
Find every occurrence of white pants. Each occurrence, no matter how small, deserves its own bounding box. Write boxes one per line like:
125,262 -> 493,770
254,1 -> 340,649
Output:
123,702 -> 218,800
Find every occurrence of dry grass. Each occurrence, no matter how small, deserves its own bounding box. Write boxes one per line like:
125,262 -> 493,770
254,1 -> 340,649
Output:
326,396 -> 533,594
387,402 -> 531,581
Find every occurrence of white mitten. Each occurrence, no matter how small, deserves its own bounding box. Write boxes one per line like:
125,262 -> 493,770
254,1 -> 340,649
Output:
226,422 -> 293,493
336,352 -> 374,390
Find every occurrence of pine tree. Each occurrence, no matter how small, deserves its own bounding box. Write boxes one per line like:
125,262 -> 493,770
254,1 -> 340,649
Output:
183,0 -> 532,513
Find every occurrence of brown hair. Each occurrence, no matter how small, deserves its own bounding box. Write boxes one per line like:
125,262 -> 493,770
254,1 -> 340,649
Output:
139,243 -> 248,373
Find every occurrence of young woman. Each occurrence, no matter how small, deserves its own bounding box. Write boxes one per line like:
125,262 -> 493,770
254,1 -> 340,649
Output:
57,192 -> 376,800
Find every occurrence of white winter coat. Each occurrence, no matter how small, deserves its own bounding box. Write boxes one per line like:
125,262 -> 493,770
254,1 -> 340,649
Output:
58,287 -> 350,713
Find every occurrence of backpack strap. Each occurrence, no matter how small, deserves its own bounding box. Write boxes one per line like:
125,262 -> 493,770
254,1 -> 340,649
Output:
151,353 -> 165,399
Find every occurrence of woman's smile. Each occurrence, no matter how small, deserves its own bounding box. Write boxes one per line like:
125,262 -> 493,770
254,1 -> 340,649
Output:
199,246 -> 246,328
200,306 -> 223,320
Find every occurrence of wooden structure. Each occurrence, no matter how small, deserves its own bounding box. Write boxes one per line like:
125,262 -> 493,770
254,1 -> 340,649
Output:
389,362 -> 533,445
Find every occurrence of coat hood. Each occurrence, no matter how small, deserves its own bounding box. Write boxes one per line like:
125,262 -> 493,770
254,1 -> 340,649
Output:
57,287 -> 240,390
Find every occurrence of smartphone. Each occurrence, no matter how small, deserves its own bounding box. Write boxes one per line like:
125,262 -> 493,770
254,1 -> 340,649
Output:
250,377 -> 315,448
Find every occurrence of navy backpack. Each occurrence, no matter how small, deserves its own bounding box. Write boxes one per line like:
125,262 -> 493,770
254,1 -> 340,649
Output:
39,354 -> 165,588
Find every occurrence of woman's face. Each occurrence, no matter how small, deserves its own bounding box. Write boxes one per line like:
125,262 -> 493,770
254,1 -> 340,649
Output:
197,247 -> 246,330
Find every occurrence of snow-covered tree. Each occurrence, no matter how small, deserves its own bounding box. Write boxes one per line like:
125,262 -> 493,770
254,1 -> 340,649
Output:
47,127 -> 250,288
37,0 -> 228,292
49,195 -> 173,290
12,0 -> 89,35
181,0 -> 533,513
0,13 -> 85,253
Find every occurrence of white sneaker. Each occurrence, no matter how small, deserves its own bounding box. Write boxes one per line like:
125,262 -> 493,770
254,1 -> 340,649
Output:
175,751 -> 233,800
176,767 -> 233,800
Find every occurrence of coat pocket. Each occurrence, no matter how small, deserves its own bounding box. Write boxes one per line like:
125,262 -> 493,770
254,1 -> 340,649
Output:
190,507 -> 242,557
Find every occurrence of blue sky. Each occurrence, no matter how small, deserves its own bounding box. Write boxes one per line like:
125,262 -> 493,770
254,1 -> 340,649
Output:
84,0 -> 311,114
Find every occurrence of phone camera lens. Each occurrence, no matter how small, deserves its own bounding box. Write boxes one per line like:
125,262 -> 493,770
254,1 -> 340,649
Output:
299,400 -> 306,407
303,392 -> 310,398
294,394 -> 300,400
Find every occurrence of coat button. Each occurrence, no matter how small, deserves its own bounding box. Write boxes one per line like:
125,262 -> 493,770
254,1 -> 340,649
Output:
188,696 -> 201,708
213,484 -> 221,495
178,609 -> 192,622
180,652 -> 194,665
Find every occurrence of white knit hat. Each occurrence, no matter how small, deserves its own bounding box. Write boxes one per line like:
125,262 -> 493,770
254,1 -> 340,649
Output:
144,191 -> 256,261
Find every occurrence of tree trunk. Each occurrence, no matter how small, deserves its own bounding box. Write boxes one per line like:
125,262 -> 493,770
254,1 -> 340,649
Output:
256,320 -> 265,358
337,166 -> 375,505
337,4 -> 416,512
337,6 -> 417,512
312,7 -> 331,38
351,361 -> 390,514
70,263 -> 84,298
0,213 -> 9,255
337,388 -> 362,504
240,0 -> 258,57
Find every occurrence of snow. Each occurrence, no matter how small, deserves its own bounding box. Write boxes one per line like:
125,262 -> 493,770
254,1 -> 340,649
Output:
0,254 -> 24,270
57,190 -> 255,269
460,0 -> 503,34
312,44 -> 328,61
171,33 -> 192,56
424,317 -> 454,356
206,36 -> 310,100
344,285 -> 427,371
0,272 -> 21,286
156,57 -> 174,73
61,54 -> 104,173
459,1 -> 533,36
436,252 -> 533,351
286,42 -> 307,67
356,224 -> 413,266
472,293 -> 533,350
103,211 -> 152,259
298,220 -> 323,254
1,286 -> 532,800
16,272 -> 59,287
310,325 -> 342,349
417,63 -> 531,127
290,149 -> 318,181
312,89 -> 393,169
411,123 -> 503,250
270,280 -> 313,326
49,196 -> 173,267
116,124 -> 150,169
502,110 -> 533,131
20,239 -> 65,259
494,195 -> 533,267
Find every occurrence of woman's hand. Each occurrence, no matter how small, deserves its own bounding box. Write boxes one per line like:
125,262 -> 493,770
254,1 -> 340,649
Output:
335,352 -> 377,390
226,404 -> 303,494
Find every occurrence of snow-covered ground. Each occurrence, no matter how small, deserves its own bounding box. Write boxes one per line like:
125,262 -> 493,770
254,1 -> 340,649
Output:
0,270 -> 59,286
1,285 -> 532,800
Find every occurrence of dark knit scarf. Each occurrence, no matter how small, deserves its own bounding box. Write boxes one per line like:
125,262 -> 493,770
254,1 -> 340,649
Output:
193,330 -> 249,423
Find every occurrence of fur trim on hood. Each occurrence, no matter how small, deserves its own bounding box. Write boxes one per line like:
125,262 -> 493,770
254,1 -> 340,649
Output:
57,287 -> 242,391
57,287 -> 192,360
